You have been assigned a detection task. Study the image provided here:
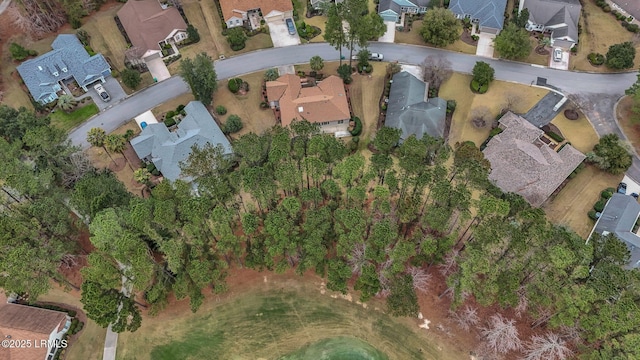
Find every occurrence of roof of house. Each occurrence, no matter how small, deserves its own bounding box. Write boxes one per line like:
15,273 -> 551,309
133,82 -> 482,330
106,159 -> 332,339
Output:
449,0 -> 508,30
483,112 -> 585,207
16,34 -> 110,103
266,74 -> 351,127
593,193 -> 640,268
384,71 -> 447,140
524,0 -> 581,41
219,0 -> 293,21
117,0 -> 187,53
130,101 -> 232,182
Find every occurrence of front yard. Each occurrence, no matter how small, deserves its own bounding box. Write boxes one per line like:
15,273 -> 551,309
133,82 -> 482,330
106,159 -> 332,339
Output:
616,95 -> 640,155
50,101 -> 99,132
394,20 -> 476,54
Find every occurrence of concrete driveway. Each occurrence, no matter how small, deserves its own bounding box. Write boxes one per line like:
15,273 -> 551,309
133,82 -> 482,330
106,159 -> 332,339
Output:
549,49 -> 569,70
268,19 -> 301,47
89,77 -> 127,111
146,56 -> 171,82
476,32 -> 495,58
378,21 -> 396,43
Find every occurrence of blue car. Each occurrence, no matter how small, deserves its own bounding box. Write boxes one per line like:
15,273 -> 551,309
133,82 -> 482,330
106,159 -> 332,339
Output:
286,18 -> 296,35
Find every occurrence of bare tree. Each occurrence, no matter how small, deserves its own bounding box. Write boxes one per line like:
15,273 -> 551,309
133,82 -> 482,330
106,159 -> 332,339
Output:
480,314 -> 522,355
470,106 -> 492,128
348,242 -> 367,275
514,287 -> 528,318
522,333 -> 573,360
449,305 -> 480,331
62,152 -> 94,188
438,250 -> 459,276
421,55 -> 453,90
502,93 -> 523,113
8,1 -> 67,37
407,266 -> 431,293
377,258 -> 393,291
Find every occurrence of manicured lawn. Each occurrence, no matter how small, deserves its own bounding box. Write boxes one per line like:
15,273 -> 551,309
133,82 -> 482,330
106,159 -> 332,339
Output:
571,0 -> 640,71
550,108 -> 599,154
394,20 -> 476,54
520,37 -> 548,66
116,272 -> 468,360
281,337 -> 388,360
347,62 -> 387,142
50,102 -> 100,132
616,95 -> 640,155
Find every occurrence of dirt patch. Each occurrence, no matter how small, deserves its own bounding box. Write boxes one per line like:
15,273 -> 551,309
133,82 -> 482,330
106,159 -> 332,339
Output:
535,45 -> 549,55
460,29 -> 477,46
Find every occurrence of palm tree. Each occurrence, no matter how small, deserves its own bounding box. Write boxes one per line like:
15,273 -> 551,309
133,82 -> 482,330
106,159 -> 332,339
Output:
86,127 -> 116,165
57,94 -> 76,112
310,55 -> 324,72
133,168 -> 152,196
264,68 -> 279,81
105,134 -> 132,170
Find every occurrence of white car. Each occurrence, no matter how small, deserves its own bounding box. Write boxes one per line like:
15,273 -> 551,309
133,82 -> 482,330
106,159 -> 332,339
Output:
94,83 -> 110,102
351,52 -> 384,61
553,48 -> 563,62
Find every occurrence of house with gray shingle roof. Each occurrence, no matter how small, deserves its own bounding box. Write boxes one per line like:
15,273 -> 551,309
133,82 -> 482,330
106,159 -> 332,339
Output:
378,0 -> 429,24
384,71 -> 447,141
16,34 -> 111,105
588,193 -> 640,269
482,112 -> 585,207
130,101 -> 232,182
449,0 -> 508,34
520,0 -> 581,48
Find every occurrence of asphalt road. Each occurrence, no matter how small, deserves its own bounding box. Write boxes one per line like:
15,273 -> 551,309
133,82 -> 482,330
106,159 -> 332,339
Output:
68,42 -> 639,178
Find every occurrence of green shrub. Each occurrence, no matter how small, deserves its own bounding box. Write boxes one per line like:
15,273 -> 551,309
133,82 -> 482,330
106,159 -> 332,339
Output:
166,110 -> 176,119
446,99 -> 457,113
350,117 -> 362,136
601,190 -> 613,199
381,104 -> 387,110
470,79 -> 488,94
606,187 -> 616,193
121,68 -> 141,89
10,43 -> 31,61
545,131 -> 564,142
352,136 -> 360,143
215,105 -> 227,115
489,127 -> 503,137
228,78 -> 243,93
84,45 -> 96,56
588,210 -> 598,220
165,117 -> 176,127
594,200 -> 606,212
176,104 -> 185,113
588,52 -> 605,65
223,114 -> 243,134
625,23 -> 640,33
603,5 -> 611,12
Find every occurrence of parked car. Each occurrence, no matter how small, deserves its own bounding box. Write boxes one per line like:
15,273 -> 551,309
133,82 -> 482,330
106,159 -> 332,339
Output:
94,83 -> 110,102
369,52 -> 384,61
632,193 -> 639,199
285,18 -> 296,35
617,182 -> 627,194
553,48 -> 563,62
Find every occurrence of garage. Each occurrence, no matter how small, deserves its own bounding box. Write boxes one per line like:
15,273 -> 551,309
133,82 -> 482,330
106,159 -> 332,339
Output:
134,110 -> 159,130
145,53 -> 171,82
267,18 -> 301,47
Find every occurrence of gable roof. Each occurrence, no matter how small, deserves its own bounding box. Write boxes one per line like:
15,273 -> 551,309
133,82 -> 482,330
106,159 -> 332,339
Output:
117,0 -> 187,54
449,0 -> 508,30
378,0 -> 429,14
16,34 -> 110,103
482,112 -> 585,207
384,71 -> 446,140
130,101 -> 232,182
593,193 -> 640,268
219,0 -> 293,22
523,0 -> 581,42
266,74 -> 351,127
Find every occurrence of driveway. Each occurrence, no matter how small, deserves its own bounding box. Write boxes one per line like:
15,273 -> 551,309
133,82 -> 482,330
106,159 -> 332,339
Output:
146,56 -> 171,82
267,19 -> 301,47
549,49 -> 569,70
476,32 -> 495,58
88,77 -> 127,111
378,21 -> 396,43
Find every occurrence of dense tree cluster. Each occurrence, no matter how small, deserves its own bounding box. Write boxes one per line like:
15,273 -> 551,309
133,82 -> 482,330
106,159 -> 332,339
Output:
494,23 -> 532,60
1,102 -> 639,358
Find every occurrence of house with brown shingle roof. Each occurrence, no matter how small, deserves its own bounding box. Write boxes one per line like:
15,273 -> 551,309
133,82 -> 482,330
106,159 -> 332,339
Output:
482,112 -> 585,207
0,303 -> 71,360
220,0 -> 293,29
117,0 -> 188,64
266,74 -> 351,135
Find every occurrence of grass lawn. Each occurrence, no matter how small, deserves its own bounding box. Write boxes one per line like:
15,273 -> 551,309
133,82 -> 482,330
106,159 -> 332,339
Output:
550,108 -> 599,153
571,0 -> 640,71
151,92 -> 196,119
394,21 -> 476,54
116,272 -> 468,360
281,337 -> 387,359
439,73 -> 548,146
520,37 -> 548,66
50,102 -> 100,132
120,71 -> 155,95
80,4 -> 128,71
543,165 -> 621,238
616,95 -> 640,155
348,63 -> 387,142
306,15 -> 327,43
212,72 -> 276,138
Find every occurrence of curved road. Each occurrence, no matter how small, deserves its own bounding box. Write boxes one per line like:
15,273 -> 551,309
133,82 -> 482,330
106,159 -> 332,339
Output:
68,42 -> 640,179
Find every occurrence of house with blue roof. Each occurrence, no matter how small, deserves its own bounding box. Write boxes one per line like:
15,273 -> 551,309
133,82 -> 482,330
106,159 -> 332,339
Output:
378,0 -> 429,25
16,34 -> 111,105
448,0 -> 508,34
130,101 -> 232,183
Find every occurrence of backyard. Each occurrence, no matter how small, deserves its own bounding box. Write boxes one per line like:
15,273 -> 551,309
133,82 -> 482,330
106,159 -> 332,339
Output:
116,269 -> 470,360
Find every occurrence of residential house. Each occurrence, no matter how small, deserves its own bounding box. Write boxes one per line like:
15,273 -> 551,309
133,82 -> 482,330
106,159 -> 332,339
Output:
449,0 -> 508,34
378,0 -> 429,25
520,0 -> 581,48
384,71 -> 447,141
117,0 -> 188,65
130,101 -> 232,182
220,0 -> 294,29
16,34 -> 111,105
266,74 -> 351,135
0,302 -> 72,360
482,112 -> 585,207
588,193 -> 640,268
